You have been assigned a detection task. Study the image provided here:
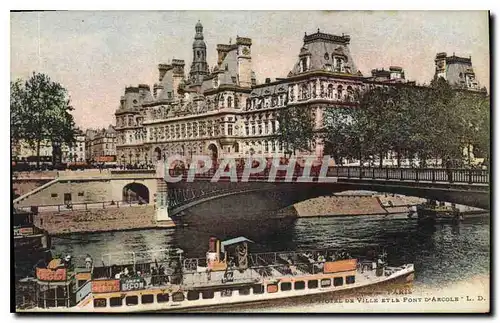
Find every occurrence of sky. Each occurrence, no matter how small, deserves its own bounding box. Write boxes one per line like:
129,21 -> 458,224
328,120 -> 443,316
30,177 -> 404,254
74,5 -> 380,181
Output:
10,11 -> 490,129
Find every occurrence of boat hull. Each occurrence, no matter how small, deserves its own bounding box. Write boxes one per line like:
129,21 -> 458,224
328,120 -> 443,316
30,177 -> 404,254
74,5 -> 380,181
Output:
18,265 -> 414,313
166,269 -> 415,313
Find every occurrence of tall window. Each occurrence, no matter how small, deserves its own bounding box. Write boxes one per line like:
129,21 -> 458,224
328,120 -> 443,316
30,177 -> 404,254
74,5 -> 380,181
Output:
228,124 -> 233,136
346,86 -> 354,102
193,122 -> 198,138
335,57 -> 343,72
337,85 -> 343,100
327,84 -> 334,98
264,122 -> 269,134
245,124 -> 249,136
301,57 -> 308,72
264,141 -> 269,152
227,96 -> 233,108
251,123 -> 256,135
258,124 -> 262,135
301,84 -> 309,100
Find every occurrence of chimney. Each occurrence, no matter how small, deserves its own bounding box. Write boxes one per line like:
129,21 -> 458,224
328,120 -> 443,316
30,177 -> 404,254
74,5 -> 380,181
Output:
265,78 -> 271,84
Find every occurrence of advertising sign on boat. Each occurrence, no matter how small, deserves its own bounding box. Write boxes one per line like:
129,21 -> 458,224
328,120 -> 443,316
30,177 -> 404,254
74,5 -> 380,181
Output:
323,259 -> 357,274
91,280 -> 120,293
36,268 -> 67,281
121,278 -> 145,292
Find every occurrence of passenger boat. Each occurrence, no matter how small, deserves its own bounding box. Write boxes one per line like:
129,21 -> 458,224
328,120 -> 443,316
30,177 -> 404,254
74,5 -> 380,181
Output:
17,237 -> 415,312
416,200 -> 462,224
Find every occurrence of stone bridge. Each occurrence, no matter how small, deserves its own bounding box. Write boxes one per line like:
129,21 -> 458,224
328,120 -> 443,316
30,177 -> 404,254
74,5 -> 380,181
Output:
13,167 -> 490,225
161,167 -> 490,224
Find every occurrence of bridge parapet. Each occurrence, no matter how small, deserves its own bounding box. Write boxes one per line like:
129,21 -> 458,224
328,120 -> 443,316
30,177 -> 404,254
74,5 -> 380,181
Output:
163,166 -> 489,185
162,166 -> 490,217
110,169 -> 157,179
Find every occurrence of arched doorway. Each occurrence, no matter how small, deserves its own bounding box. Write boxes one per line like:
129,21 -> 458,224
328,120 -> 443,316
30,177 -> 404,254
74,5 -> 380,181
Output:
154,147 -> 162,161
208,144 -> 218,161
122,183 -> 150,204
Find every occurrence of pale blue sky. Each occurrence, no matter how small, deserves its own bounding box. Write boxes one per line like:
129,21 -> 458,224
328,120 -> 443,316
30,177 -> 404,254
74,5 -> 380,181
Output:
10,11 -> 490,129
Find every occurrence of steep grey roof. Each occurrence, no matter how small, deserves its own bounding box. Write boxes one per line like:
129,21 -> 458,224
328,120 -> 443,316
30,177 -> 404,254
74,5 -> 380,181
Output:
217,48 -> 239,86
446,60 -> 477,89
290,31 -> 358,75
156,69 -> 175,101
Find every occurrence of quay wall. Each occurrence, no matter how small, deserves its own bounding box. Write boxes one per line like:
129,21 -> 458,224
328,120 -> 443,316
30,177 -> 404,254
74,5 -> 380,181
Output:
33,205 -> 176,235
14,178 -> 157,208
280,195 -> 420,218
281,196 -> 386,217
15,180 -> 113,207
13,180 -> 52,198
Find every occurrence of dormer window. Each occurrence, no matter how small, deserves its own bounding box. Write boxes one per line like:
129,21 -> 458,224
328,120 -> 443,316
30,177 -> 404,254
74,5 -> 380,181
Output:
334,56 -> 344,72
301,57 -> 308,72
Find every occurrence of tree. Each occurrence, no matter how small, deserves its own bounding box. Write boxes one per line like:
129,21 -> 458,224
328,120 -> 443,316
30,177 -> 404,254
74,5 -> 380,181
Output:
274,106 -> 316,157
11,72 -> 76,168
323,106 -> 360,165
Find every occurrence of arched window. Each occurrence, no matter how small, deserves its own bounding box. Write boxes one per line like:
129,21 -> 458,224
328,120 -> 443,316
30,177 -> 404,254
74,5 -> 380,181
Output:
301,84 -> 309,100
197,51 -> 201,58
327,84 -> 334,98
227,96 -> 233,108
346,86 -> 354,102
337,85 -> 343,100
335,57 -> 343,72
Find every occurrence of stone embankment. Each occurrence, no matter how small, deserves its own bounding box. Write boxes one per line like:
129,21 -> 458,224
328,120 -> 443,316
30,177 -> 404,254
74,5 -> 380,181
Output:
34,205 -> 175,235
281,194 -> 422,218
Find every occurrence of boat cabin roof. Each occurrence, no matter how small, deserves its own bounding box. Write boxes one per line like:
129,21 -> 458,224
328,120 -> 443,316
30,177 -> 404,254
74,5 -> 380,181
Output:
221,237 -> 254,253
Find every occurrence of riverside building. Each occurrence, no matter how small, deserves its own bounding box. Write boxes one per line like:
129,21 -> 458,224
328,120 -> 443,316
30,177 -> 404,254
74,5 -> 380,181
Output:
114,22 -> 483,167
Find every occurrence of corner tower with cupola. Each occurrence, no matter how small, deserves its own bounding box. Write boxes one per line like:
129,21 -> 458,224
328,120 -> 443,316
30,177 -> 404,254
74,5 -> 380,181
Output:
189,21 -> 210,85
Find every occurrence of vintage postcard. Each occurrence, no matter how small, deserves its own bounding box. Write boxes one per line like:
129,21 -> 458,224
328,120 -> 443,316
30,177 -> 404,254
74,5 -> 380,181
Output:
11,10 -> 490,314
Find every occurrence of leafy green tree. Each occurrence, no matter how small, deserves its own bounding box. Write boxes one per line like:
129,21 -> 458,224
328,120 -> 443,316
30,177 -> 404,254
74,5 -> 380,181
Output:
323,106 -> 356,165
274,106 -> 316,157
11,72 -> 76,168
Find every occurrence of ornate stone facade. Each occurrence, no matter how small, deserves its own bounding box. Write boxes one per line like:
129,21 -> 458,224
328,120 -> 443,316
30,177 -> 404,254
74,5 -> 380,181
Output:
114,23 -> 481,166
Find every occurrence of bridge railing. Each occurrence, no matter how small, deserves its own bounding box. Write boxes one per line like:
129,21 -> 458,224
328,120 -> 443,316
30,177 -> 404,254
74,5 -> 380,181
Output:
165,166 -> 489,184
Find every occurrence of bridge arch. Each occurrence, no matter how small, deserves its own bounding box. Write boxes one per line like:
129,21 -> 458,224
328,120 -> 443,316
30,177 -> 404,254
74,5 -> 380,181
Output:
166,180 -> 489,223
122,182 -> 150,204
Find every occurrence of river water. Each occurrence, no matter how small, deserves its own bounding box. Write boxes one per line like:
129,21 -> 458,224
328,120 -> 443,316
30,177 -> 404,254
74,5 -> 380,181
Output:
51,214 -> 490,289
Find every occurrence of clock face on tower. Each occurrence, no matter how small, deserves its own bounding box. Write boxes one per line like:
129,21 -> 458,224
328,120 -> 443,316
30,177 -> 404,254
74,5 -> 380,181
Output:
242,47 -> 250,55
